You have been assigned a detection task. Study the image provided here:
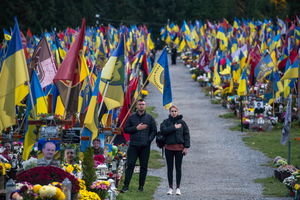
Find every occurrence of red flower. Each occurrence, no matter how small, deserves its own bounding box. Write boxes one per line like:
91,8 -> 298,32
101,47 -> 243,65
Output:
94,155 -> 105,166
16,166 -> 80,193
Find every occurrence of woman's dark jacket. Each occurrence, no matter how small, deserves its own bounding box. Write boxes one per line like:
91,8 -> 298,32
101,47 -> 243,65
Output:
160,115 -> 190,148
124,111 -> 157,146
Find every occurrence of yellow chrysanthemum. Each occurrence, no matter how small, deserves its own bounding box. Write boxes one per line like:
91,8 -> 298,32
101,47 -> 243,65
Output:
78,179 -> 86,190
65,165 -> 74,173
57,189 -> 66,200
103,181 -> 110,186
39,185 -> 57,198
78,189 -> 100,200
4,163 -> 11,170
33,184 -> 42,193
295,184 -> 300,190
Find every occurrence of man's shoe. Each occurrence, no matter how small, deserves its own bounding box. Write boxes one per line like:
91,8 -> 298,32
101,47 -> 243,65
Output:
167,188 -> 173,195
120,186 -> 128,193
176,188 -> 181,195
138,186 -> 144,192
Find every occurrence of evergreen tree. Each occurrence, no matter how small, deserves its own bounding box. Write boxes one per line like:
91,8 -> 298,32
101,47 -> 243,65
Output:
82,147 -> 97,189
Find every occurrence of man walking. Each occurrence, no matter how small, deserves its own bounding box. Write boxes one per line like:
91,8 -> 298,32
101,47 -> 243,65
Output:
121,99 -> 157,192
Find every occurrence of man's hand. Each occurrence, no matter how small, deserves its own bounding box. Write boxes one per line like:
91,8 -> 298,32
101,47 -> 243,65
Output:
137,123 -> 148,130
175,123 -> 182,129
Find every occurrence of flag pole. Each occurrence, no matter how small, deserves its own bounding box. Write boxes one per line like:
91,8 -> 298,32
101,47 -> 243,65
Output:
97,81 -> 110,117
63,80 -> 73,119
288,94 -> 292,164
27,66 -> 37,119
240,96 -> 243,132
109,48 -> 166,144
109,77 -> 151,144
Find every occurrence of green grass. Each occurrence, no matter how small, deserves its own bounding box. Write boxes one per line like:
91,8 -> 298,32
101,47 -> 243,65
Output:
255,176 -> 290,197
211,99 -> 221,104
117,175 -> 161,200
242,124 -> 300,168
148,150 -> 165,169
117,150 -> 165,200
219,112 -> 236,119
229,121 -> 243,131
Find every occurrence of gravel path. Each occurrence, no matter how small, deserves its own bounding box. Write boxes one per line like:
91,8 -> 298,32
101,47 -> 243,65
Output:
146,58 -> 290,200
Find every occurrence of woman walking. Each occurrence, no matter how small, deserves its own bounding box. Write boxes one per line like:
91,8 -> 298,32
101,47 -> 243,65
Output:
160,105 -> 190,195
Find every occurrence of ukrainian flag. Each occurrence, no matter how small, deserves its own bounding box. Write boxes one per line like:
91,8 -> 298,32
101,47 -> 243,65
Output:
99,36 -> 125,111
148,48 -> 172,109
281,59 -> 299,80
0,18 -> 29,131
237,68 -> 247,96
3,28 -> 11,41
22,70 -> 47,160
81,72 -> 101,152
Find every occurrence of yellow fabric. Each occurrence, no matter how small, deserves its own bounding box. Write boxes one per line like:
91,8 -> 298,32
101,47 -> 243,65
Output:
0,49 -> 29,131
80,55 -> 89,82
148,63 -> 164,93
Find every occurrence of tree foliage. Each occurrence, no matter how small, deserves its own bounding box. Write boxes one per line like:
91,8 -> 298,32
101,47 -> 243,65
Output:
0,0 -> 299,38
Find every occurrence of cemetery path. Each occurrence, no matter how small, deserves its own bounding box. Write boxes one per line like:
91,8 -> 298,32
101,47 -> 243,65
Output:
147,56 -> 290,200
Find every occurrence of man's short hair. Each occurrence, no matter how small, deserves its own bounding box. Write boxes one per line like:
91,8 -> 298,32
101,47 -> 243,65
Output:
138,99 -> 145,102
93,138 -> 100,143
42,141 -> 56,150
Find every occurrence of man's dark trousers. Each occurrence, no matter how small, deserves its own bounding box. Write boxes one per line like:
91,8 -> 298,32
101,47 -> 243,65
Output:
124,145 -> 150,187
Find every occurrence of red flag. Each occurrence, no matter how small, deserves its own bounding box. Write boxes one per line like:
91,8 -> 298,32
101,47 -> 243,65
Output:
118,77 -> 139,141
54,19 -> 86,115
141,53 -> 149,76
26,28 -> 33,39
249,45 -> 261,86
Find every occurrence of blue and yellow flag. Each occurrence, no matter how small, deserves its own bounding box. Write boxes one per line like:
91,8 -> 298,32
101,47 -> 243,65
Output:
22,70 -> 48,160
237,68 -> 247,96
148,48 -> 172,109
100,36 -> 125,110
81,71 -> 101,152
281,58 -> 299,80
3,28 -> 11,41
0,18 -> 29,131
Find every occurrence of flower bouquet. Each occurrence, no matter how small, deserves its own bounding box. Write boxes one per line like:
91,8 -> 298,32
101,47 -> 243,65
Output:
11,182 -> 34,200
16,166 -> 80,194
273,156 -> 288,168
94,155 -> 105,167
0,162 -> 11,175
77,180 -> 100,200
90,180 -> 110,199
22,157 -> 37,170
274,164 -> 298,182
11,182 -> 65,200
62,163 -> 81,177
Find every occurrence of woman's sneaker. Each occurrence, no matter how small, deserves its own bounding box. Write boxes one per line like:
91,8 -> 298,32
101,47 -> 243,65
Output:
167,188 -> 173,195
176,188 -> 181,195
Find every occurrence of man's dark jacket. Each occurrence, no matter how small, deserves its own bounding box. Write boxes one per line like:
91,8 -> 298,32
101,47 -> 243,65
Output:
124,111 -> 157,146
